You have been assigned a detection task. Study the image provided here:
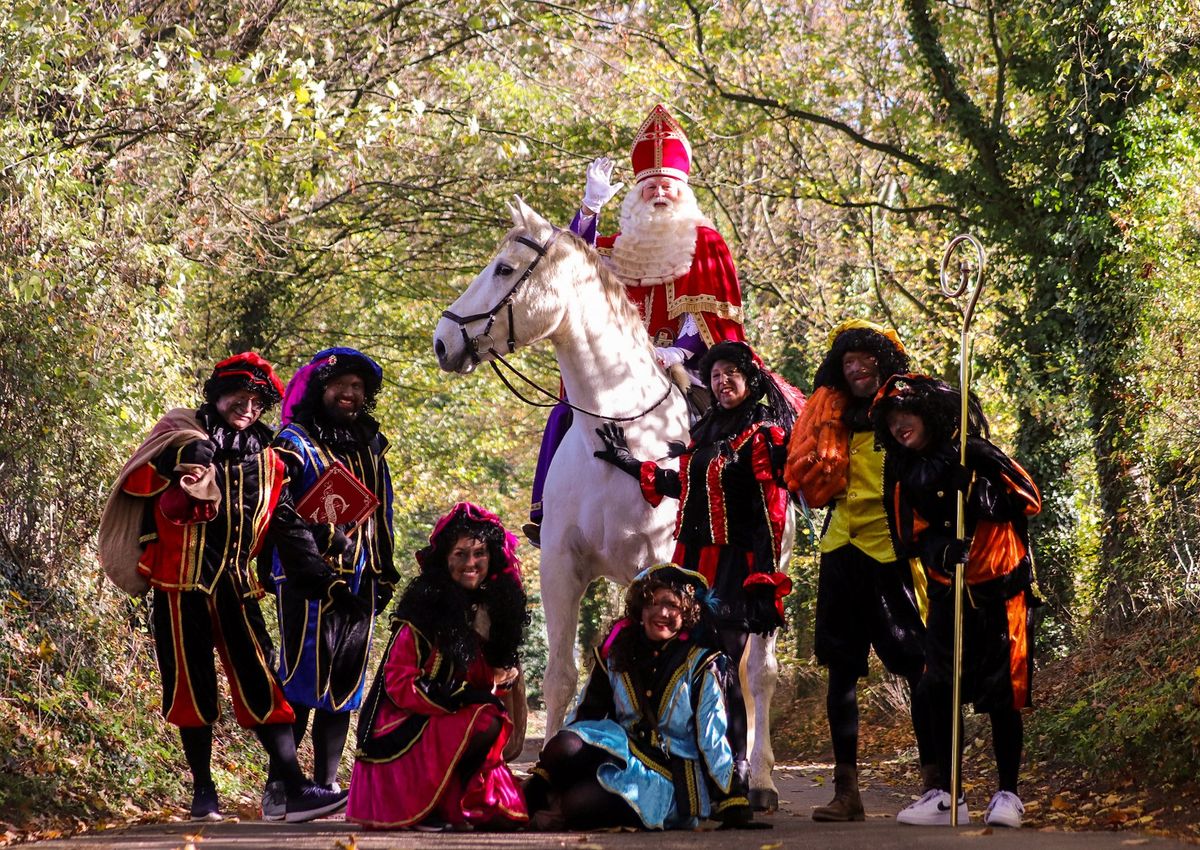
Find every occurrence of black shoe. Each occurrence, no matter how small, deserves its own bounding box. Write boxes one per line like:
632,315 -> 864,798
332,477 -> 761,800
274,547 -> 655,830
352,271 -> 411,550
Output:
285,783 -> 349,823
521,522 -> 541,548
190,783 -> 222,821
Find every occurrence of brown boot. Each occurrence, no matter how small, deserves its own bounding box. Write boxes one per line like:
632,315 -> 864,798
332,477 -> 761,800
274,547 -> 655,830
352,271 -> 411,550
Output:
812,763 -> 865,822
920,764 -> 940,793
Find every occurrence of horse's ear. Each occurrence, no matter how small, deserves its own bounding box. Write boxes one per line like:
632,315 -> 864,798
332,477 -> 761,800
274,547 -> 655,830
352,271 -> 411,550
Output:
507,197 -> 523,228
513,195 -> 552,237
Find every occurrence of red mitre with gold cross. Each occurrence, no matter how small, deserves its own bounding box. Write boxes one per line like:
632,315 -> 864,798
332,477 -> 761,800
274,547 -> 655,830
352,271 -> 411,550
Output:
630,104 -> 692,184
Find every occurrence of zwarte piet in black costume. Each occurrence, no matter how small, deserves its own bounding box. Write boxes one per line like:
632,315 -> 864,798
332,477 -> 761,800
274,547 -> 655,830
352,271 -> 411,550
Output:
871,374 -> 1041,828
594,340 -> 798,806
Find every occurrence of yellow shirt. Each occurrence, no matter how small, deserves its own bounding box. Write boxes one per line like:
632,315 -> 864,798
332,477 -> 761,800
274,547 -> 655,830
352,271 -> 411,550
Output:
819,431 -> 897,562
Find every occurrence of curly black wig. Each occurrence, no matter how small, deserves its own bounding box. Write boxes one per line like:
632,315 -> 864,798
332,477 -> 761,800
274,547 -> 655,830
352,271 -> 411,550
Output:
395,514 -> 528,670
813,327 -> 910,393
287,352 -> 383,427
699,340 -> 798,432
870,373 -> 989,453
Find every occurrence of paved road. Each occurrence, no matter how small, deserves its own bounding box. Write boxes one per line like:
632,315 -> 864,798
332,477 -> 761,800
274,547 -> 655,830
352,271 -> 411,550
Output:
23,758 -> 1192,850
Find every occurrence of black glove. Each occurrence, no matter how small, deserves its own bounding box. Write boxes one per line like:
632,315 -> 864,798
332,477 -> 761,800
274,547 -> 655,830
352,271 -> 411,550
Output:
374,581 -> 394,616
329,582 -> 371,619
327,528 -> 353,558
593,423 -> 643,479
179,439 -> 216,467
666,440 -> 688,458
744,582 -> 785,636
458,686 -> 504,711
938,537 -> 972,575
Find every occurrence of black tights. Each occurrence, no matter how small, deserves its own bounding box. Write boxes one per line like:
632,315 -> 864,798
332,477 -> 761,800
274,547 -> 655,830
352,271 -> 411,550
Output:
183,723 -> 309,796
256,722 -> 308,795
716,627 -> 749,765
534,730 -> 639,829
923,678 -> 1023,794
290,706 -> 352,787
826,664 -> 933,768
179,726 -> 213,789
458,714 -> 503,781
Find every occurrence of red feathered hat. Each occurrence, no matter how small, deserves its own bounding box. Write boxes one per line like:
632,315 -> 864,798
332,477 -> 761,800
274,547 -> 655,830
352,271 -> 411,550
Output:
630,104 -> 692,185
203,351 -> 285,406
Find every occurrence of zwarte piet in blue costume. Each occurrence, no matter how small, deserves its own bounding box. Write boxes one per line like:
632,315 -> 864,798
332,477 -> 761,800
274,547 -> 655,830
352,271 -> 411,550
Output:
261,347 -> 398,801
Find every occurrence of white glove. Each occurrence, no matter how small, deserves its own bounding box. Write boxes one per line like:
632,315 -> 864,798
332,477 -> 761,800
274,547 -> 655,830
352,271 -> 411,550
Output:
654,346 -> 690,368
581,156 -> 624,214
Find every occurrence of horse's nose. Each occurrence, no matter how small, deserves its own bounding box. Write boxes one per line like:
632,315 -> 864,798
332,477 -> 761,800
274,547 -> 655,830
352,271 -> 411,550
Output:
434,337 -> 447,364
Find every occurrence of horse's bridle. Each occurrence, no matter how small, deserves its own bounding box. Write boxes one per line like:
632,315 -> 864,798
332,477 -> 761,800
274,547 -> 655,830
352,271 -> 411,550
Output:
440,229 -> 560,365
442,225 -> 679,423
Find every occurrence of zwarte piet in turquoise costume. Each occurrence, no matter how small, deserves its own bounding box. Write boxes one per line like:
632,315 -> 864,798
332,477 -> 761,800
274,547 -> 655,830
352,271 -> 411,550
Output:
524,564 -> 767,831
259,347 -> 398,816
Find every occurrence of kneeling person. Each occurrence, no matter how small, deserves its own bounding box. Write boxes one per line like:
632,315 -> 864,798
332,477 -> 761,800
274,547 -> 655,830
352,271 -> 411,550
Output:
346,503 -> 529,831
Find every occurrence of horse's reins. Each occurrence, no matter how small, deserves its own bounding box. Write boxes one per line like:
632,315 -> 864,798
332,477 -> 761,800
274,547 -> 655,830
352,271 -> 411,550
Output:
489,350 -> 678,423
441,227 -> 680,423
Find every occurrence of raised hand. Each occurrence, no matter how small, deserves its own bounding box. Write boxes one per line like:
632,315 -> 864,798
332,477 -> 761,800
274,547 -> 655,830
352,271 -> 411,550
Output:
581,156 -> 624,214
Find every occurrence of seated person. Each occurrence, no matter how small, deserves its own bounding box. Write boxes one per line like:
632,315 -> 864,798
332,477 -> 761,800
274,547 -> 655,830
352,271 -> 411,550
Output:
524,564 -> 766,831
345,502 -> 529,831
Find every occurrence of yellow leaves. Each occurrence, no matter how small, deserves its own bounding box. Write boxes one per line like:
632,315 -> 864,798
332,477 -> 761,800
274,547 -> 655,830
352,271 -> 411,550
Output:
36,636 -> 57,663
333,836 -> 358,850
1051,795 -> 1071,811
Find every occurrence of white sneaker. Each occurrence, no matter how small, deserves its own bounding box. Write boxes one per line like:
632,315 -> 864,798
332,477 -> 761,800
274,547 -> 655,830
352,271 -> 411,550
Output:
984,790 -> 1024,828
896,789 -> 969,825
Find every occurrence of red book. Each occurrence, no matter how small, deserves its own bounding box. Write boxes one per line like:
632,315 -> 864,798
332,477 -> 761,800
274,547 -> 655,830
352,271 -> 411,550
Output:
295,462 -> 379,528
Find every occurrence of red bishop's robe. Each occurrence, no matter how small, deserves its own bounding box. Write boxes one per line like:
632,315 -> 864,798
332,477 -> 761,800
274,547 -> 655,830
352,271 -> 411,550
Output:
597,226 -> 745,347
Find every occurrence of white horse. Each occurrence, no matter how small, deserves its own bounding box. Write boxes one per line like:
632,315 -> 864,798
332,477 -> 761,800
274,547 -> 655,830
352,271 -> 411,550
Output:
433,196 -> 790,809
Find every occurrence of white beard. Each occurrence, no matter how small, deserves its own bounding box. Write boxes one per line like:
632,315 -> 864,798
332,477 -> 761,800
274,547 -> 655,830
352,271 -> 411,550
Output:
608,184 -> 713,287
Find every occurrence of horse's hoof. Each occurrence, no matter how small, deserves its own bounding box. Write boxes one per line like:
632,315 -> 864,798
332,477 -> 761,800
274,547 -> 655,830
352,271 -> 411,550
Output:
748,788 -> 779,813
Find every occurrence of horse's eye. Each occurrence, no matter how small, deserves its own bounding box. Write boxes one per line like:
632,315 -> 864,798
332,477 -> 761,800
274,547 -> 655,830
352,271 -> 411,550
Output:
495,262 -> 514,277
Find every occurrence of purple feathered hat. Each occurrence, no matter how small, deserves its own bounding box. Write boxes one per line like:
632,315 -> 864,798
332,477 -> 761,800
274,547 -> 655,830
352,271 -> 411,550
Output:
281,347 -> 384,425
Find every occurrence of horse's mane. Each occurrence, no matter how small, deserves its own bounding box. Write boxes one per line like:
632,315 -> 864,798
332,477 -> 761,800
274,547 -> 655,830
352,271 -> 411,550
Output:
506,225 -> 651,351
